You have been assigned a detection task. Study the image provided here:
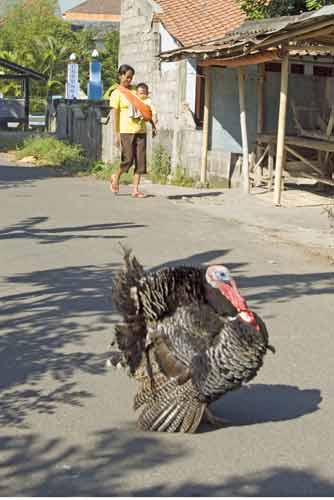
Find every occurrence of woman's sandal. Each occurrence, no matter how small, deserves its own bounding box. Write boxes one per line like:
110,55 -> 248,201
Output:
132,191 -> 147,198
110,174 -> 119,194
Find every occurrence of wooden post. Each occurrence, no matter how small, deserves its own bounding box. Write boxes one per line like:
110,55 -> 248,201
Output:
257,64 -> 265,143
274,55 -> 289,206
268,143 -> 274,191
238,66 -> 250,193
200,68 -> 211,185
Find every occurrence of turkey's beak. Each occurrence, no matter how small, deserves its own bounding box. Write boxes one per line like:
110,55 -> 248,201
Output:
267,344 -> 276,354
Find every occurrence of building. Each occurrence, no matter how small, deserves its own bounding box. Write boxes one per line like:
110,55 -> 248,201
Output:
63,0 -> 120,36
119,0 -> 246,182
161,6 -> 334,202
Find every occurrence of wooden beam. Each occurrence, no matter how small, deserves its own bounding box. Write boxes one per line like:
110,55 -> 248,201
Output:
284,145 -> 324,176
259,19 -> 334,51
238,67 -> 250,194
258,133 -> 334,152
200,68 -> 211,185
274,55 -> 289,206
199,50 -> 281,68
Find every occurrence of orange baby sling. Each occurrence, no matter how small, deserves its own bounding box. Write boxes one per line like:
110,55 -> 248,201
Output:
117,85 -> 153,122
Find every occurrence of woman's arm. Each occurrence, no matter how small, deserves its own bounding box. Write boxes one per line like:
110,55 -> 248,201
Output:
112,108 -> 120,148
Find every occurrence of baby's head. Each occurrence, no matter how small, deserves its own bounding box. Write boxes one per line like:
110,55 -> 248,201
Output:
136,82 -> 149,99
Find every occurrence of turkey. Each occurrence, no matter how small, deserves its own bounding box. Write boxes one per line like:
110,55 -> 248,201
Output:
109,247 -> 275,433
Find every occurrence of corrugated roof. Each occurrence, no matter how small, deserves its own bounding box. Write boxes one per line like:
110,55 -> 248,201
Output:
153,0 -> 246,47
160,5 -> 334,61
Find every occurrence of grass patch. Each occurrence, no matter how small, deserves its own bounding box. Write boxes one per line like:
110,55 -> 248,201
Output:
88,160 -> 133,184
16,135 -> 84,166
170,166 -> 196,187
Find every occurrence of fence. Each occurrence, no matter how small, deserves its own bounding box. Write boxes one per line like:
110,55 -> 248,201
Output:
46,99 -> 117,163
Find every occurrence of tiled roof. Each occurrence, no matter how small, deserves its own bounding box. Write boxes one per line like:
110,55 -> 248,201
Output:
154,0 -> 246,47
65,0 -> 120,15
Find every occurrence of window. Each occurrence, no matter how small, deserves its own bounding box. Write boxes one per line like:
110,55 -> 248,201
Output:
291,63 -> 304,74
313,65 -> 334,77
194,66 -> 205,127
265,62 -> 281,72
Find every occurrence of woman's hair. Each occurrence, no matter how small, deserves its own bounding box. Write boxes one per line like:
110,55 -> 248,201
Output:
117,64 -> 135,81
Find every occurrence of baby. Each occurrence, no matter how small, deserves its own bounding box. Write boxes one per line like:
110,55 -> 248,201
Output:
129,82 -> 158,136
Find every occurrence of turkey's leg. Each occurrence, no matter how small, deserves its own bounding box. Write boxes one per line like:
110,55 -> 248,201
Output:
203,408 -> 229,426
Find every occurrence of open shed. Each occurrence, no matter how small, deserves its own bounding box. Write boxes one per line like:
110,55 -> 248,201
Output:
160,5 -> 334,205
0,57 -> 47,129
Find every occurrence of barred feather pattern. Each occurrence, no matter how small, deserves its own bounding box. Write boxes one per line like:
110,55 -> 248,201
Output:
154,305 -> 270,404
193,317 -> 269,402
110,249 -> 272,433
136,374 -> 206,433
138,267 -> 206,322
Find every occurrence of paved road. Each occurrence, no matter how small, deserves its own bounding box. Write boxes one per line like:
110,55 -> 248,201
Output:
1,163 -> 333,496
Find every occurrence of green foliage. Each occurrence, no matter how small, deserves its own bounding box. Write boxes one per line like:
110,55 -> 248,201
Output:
0,0 -> 119,107
88,160 -> 133,184
170,166 -> 195,187
149,144 -> 171,184
16,135 -> 84,165
101,31 -> 120,95
305,0 -> 333,9
237,0 -> 333,19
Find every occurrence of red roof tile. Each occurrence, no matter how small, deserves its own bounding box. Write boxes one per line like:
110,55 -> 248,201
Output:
154,0 -> 246,47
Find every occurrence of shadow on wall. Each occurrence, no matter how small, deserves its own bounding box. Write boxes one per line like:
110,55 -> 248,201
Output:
0,429 -> 333,496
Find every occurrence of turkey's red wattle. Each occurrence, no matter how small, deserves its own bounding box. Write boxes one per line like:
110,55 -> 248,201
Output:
218,281 -> 259,330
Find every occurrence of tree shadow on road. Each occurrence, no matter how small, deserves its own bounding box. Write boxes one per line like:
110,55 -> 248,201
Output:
0,216 -> 146,244
149,249 -> 246,273
236,271 -> 334,306
0,164 -> 63,190
148,250 -> 333,308
0,429 -> 333,496
0,263 -> 119,426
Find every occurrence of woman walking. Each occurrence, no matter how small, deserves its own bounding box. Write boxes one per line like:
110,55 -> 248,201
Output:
109,64 -> 152,198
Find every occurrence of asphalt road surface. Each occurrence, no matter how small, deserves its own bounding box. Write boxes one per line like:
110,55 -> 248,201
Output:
1,164 -> 333,496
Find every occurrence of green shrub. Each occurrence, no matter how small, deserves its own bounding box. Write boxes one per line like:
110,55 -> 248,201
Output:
89,160 -> 133,184
170,166 -> 195,187
149,144 -> 171,184
16,135 -> 83,166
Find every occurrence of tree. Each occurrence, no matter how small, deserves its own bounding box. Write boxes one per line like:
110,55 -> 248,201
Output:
0,0 -> 119,109
237,0 -> 334,19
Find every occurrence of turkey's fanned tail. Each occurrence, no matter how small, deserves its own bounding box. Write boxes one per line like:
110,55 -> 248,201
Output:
135,374 -> 206,433
112,246 -> 146,374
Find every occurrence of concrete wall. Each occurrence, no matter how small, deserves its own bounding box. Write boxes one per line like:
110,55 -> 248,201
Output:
210,66 -> 258,154
49,100 -> 116,162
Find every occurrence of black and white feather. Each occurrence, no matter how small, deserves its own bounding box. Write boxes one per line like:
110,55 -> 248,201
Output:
109,247 -> 274,433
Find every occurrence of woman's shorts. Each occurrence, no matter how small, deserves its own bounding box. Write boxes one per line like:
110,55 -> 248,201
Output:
120,133 -> 147,174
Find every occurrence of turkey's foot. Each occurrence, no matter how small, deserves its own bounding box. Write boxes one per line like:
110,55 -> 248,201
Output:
203,408 -> 229,427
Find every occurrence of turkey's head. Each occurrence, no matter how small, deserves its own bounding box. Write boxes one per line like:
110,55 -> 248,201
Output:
205,265 -> 259,330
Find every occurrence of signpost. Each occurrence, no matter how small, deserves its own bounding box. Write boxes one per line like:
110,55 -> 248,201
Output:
65,53 -> 80,100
